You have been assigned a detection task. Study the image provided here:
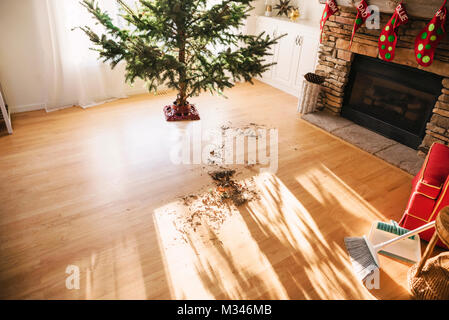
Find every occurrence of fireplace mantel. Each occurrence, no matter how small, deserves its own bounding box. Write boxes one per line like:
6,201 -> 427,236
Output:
322,0 -> 446,19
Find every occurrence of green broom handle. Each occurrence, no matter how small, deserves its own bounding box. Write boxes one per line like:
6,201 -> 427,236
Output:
373,221 -> 436,251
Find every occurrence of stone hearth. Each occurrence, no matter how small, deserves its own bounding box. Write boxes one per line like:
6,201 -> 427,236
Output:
313,5 -> 449,156
302,111 -> 424,175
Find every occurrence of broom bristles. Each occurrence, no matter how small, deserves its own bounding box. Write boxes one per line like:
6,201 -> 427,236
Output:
344,237 -> 379,282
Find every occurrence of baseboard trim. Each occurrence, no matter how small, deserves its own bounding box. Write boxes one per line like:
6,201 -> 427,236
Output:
256,78 -> 300,98
11,103 -> 46,114
10,86 -> 170,114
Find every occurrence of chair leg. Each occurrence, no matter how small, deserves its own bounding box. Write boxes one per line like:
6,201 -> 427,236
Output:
415,231 -> 439,276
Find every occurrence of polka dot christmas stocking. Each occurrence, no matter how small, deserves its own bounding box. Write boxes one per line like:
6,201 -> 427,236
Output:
415,0 -> 447,67
378,2 -> 409,62
350,0 -> 371,48
320,0 -> 339,43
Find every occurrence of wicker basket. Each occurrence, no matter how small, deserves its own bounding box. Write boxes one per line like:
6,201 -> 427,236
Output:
297,73 -> 325,115
408,252 -> 449,300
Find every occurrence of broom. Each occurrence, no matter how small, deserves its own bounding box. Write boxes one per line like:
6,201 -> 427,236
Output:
344,221 -> 436,282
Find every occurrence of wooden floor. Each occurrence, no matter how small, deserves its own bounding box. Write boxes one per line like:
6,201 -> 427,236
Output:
0,81 -> 417,299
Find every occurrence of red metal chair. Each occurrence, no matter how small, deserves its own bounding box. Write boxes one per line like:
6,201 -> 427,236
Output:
399,142 -> 449,248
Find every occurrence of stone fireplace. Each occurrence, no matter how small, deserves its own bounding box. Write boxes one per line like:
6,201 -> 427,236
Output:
342,54 -> 442,149
315,5 -> 449,156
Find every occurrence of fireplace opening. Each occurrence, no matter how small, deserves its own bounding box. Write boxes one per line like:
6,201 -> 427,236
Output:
342,55 -> 443,149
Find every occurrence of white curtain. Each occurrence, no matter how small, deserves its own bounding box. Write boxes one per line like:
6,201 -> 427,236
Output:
32,0 -> 146,111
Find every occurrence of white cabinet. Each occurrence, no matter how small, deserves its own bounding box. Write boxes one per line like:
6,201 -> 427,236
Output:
255,16 -> 320,97
271,25 -> 301,88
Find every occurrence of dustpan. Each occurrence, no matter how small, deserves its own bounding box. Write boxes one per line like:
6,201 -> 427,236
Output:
368,220 -> 421,264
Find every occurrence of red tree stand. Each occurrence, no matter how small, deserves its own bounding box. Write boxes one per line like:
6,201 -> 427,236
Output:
163,96 -> 200,121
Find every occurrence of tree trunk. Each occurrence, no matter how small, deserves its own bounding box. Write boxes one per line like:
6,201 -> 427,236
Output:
176,30 -> 189,114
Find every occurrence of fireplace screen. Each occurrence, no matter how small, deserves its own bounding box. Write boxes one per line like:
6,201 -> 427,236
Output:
342,55 -> 442,149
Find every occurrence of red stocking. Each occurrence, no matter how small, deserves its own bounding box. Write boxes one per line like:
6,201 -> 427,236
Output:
378,2 -> 409,62
415,0 -> 447,67
350,0 -> 371,48
320,0 -> 339,43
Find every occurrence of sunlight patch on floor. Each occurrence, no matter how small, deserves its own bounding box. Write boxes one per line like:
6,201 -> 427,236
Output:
153,195 -> 290,299
152,172 -> 383,299
294,164 -> 410,298
248,173 -> 328,252
295,164 -> 387,233
248,173 -> 374,299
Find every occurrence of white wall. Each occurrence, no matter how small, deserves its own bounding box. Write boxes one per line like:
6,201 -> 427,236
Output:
0,0 -> 47,112
297,0 -> 325,22
252,0 -> 325,23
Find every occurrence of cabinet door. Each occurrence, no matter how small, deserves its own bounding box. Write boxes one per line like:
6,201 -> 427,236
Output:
293,35 -> 320,90
255,18 -> 277,80
270,26 -> 301,89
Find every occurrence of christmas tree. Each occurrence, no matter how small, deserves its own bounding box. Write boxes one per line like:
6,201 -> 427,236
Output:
78,0 -> 280,121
